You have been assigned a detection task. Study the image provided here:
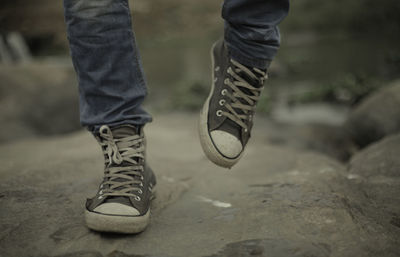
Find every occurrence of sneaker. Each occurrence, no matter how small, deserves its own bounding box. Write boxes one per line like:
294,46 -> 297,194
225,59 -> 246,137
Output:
85,124 -> 156,233
199,39 -> 267,168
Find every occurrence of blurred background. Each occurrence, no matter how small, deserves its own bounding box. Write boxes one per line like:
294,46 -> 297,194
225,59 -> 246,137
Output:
1,0 -> 399,145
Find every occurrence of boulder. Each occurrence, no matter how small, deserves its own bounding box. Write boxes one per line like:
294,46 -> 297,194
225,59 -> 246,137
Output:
344,81 -> 400,148
347,133 -> 400,241
0,62 -> 80,143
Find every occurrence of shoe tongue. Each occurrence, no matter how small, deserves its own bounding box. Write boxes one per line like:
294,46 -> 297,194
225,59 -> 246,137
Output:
100,125 -> 142,204
111,125 -> 138,138
237,66 -> 266,89
108,124 -> 142,168
232,66 -> 266,108
229,68 -> 264,119
239,72 -> 258,88
219,66 -> 266,139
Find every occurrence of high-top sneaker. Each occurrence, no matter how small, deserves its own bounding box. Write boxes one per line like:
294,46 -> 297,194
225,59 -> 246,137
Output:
85,124 -> 156,233
199,39 -> 267,168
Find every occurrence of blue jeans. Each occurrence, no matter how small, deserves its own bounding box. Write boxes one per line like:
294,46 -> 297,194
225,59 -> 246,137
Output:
63,0 -> 289,130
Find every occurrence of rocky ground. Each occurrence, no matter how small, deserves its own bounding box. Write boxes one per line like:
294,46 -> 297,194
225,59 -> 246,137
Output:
1,94 -> 400,256
1,62 -> 400,257
1,0 -> 400,255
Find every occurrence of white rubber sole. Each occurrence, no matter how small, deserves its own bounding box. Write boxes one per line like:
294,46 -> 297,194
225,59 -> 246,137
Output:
85,209 -> 150,234
198,43 -> 244,169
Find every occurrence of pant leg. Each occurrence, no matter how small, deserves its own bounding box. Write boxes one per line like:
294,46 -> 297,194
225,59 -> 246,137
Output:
222,0 -> 289,69
63,0 -> 151,131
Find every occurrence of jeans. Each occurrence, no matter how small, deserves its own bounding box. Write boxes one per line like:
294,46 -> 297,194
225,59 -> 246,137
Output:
63,0 -> 289,130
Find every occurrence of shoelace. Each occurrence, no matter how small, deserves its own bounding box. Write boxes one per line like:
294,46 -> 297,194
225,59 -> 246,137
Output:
97,125 -> 145,200
218,59 -> 267,132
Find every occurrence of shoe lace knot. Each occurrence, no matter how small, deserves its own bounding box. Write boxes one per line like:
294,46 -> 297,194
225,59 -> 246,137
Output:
100,126 -> 124,165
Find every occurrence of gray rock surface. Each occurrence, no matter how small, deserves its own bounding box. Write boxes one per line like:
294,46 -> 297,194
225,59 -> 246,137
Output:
0,113 -> 399,257
0,62 -> 80,143
344,81 -> 400,148
263,122 -> 355,161
347,133 -> 400,240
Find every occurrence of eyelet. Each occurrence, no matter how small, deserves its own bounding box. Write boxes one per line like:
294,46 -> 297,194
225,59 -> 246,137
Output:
219,99 -> 225,106
221,89 -> 227,95
244,128 -> 248,133
140,182 -> 144,187
99,126 -> 109,134
140,175 -> 144,180
224,79 -> 229,85
134,196 -> 141,201
215,66 -> 220,72
216,110 -> 223,117
99,190 -> 103,195
98,195 -> 103,200
138,189 -> 143,194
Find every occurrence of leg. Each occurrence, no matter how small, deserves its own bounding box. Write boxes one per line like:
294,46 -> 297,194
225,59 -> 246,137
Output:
223,0 -> 289,69
199,0 -> 289,168
64,0 -> 151,131
63,0 -> 155,233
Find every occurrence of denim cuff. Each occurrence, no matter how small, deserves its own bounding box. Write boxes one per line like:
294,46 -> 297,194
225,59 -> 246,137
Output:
87,116 -> 152,133
227,46 -> 272,70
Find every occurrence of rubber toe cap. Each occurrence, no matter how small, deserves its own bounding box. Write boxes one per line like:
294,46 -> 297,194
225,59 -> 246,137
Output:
210,130 -> 243,158
93,202 -> 140,216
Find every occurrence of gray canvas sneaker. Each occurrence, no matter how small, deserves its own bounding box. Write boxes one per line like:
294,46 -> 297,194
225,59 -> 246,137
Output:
85,124 -> 156,233
199,39 -> 267,168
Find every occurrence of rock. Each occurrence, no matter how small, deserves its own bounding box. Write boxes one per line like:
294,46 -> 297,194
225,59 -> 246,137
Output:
0,113 -> 399,257
0,61 -> 80,143
206,239 -> 331,257
349,133 -> 400,178
254,119 -> 355,162
344,81 -> 400,148
285,123 -> 355,162
347,133 -> 400,239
